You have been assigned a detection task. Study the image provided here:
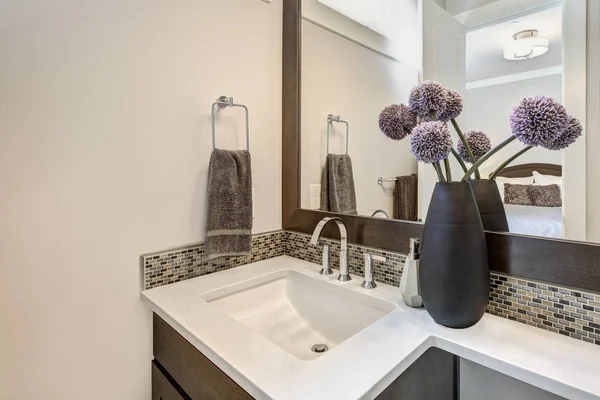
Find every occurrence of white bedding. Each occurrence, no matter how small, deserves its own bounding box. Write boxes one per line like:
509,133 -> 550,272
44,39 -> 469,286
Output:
504,204 -> 563,238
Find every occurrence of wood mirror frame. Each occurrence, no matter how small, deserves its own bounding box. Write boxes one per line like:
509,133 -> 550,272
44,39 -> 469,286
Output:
496,163 -> 562,178
281,0 -> 600,293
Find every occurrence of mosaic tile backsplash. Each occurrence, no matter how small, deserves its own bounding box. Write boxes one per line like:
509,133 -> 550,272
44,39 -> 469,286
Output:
141,230 -> 285,290
488,273 -> 600,346
141,229 -> 600,347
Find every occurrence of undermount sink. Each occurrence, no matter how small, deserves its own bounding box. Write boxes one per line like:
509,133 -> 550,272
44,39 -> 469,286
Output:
201,270 -> 397,360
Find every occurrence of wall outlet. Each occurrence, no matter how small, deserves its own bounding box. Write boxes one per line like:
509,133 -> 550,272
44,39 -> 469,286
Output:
252,188 -> 256,219
309,184 -> 321,210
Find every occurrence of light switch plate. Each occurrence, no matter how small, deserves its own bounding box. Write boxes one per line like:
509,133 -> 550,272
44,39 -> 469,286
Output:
309,184 -> 321,210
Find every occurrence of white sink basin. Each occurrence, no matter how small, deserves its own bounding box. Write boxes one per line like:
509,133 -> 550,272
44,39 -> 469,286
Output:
201,270 -> 396,360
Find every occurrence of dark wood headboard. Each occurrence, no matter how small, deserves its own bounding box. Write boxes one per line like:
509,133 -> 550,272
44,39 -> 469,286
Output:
495,163 -> 562,178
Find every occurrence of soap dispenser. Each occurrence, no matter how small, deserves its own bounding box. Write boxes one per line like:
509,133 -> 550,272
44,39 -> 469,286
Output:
400,238 -> 423,308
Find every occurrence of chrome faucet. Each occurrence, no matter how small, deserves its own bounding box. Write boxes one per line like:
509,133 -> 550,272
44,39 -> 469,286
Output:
371,209 -> 389,218
310,217 -> 350,282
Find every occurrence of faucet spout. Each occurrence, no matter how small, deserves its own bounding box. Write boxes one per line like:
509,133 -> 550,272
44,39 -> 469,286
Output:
310,217 -> 350,282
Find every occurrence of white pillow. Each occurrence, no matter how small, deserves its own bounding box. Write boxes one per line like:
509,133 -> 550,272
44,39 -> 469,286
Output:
495,176 -> 534,202
533,171 -> 562,187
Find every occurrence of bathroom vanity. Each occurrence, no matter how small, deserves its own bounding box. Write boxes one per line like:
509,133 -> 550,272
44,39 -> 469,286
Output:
151,313 -> 454,400
142,257 -> 600,400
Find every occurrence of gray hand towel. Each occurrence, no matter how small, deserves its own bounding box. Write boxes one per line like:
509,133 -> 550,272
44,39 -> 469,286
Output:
320,154 -> 357,215
205,149 -> 253,260
393,174 -> 418,221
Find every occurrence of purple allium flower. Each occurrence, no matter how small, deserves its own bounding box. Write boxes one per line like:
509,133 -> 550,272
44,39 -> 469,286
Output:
410,121 -> 453,164
439,89 -> 463,122
378,104 -> 417,140
509,95 -> 569,146
457,130 -> 492,163
408,81 -> 447,121
541,114 -> 583,151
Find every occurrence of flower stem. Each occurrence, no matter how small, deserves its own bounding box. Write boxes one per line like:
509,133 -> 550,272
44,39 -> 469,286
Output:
461,136 -> 516,182
451,148 -> 468,173
433,162 -> 446,182
451,119 -> 481,179
444,157 -> 452,182
489,146 -> 534,179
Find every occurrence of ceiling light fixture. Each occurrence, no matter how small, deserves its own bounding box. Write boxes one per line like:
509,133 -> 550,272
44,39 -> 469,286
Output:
503,29 -> 549,61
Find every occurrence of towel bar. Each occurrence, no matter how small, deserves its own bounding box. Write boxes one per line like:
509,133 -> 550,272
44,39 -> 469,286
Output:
211,95 -> 250,151
377,177 -> 397,186
326,114 -> 349,154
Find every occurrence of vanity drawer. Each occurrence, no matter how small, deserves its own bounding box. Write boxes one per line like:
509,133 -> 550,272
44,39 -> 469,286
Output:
152,361 -> 189,400
153,314 -> 254,400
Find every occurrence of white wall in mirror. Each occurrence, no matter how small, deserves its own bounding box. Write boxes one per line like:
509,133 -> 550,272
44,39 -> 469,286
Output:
587,0 -> 600,243
562,0 -> 588,240
446,0 -> 497,16
301,20 -> 418,217
302,0 -> 420,69
317,0 -> 410,39
418,0 -> 466,219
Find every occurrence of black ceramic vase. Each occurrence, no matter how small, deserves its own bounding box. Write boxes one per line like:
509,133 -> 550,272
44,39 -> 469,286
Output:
419,182 -> 490,329
470,179 -> 509,232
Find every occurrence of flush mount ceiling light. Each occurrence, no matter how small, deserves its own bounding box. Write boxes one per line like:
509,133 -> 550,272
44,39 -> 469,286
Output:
503,29 -> 549,61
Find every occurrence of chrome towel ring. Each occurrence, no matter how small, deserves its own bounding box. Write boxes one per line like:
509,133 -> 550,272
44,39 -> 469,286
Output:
211,96 -> 250,151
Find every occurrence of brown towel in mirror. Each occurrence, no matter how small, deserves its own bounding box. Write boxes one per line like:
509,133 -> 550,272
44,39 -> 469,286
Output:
394,174 -> 418,221
320,154 -> 357,215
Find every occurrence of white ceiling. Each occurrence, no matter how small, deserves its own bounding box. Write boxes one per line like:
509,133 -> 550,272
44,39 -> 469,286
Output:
466,5 -> 563,82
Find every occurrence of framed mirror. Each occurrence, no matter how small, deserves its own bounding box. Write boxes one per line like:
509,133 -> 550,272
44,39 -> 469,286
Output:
282,0 -> 600,292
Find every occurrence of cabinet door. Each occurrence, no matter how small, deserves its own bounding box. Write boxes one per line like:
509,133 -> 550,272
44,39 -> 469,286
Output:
152,361 -> 189,400
376,347 -> 457,400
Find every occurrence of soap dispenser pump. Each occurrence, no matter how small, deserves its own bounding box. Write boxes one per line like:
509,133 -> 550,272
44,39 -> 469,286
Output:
400,238 -> 423,308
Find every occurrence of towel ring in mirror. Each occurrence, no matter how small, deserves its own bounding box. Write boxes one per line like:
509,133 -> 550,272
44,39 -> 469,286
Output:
326,114 -> 349,154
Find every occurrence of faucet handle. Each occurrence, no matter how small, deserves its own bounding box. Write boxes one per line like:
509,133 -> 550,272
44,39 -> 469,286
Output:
361,253 -> 386,289
365,254 -> 386,263
320,244 -> 334,276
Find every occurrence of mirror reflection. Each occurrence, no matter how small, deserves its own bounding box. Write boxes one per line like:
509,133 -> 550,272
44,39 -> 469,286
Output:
301,0 -> 590,242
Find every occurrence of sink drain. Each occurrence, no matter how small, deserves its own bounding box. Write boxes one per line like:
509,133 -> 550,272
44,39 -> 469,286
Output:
311,344 -> 329,353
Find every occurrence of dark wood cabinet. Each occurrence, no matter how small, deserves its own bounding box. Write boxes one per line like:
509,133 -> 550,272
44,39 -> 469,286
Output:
153,314 -> 253,400
152,313 -> 457,400
375,347 -> 457,400
152,361 -> 189,400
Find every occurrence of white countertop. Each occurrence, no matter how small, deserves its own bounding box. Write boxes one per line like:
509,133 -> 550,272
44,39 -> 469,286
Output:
141,256 -> 600,400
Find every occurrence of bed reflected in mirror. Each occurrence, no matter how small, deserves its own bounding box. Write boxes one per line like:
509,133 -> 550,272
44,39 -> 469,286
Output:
494,163 -> 562,238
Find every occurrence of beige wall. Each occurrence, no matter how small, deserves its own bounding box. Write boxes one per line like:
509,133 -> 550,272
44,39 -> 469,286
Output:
0,0 -> 282,399
587,0 -> 600,242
